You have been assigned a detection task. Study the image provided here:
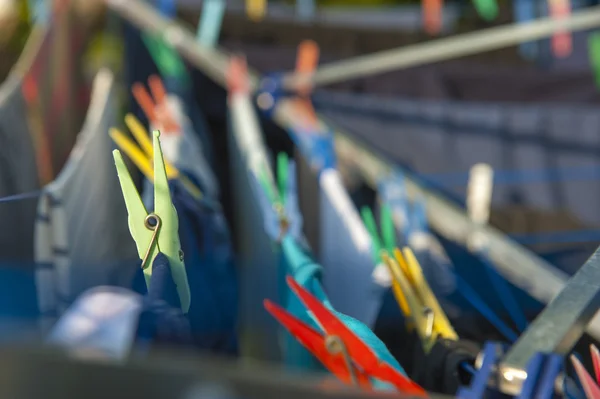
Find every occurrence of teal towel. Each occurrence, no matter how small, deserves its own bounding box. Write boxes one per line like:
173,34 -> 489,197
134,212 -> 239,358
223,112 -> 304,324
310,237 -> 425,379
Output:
278,236 -> 405,390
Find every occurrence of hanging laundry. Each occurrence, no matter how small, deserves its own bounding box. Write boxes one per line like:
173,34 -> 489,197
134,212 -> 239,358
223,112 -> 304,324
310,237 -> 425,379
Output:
34,70 -> 136,332
47,286 -> 143,360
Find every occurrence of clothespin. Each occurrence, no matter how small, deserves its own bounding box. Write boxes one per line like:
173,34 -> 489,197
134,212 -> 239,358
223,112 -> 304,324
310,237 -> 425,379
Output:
132,75 -> 180,134
142,33 -> 191,87
378,172 -> 411,240
196,0 -> 226,48
549,0 -> 572,58
257,40 -> 319,123
264,276 -> 427,396
296,0 -> 316,22
588,33 -> 600,89
387,248 -> 458,353
466,163 -> 528,334
251,153 -> 303,242
472,0 -> 498,22
109,114 -> 203,201
422,0 -> 443,35
516,353 -> 563,399
362,205 -> 410,317
112,130 -> 191,313
456,342 -> 502,399
246,0 -> 267,21
571,346 -> 600,399
156,0 -> 177,19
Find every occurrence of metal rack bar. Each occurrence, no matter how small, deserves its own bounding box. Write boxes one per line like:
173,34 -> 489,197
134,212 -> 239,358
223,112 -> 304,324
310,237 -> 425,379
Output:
499,248 -> 600,395
105,0 -> 600,344
280,5 -> 600,89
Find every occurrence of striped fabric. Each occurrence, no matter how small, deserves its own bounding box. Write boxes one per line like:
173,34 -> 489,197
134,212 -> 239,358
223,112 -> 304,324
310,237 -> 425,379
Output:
34,70 -> 137,331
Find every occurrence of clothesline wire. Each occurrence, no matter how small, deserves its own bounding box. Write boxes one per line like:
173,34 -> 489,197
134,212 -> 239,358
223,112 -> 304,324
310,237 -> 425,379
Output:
0,189 -> 43,203
281,5 -> 600,89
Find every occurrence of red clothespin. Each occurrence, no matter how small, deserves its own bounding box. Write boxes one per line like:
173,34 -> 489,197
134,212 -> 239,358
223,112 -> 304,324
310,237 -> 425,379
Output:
572,353 -> 600,399
591,344 -> 600,386
132,75 -> 180,134
423,0 -> 443,36
264,276 -> 427,396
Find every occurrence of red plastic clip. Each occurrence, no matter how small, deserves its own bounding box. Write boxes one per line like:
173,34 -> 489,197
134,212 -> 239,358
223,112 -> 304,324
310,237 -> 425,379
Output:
264,276 -> 427,396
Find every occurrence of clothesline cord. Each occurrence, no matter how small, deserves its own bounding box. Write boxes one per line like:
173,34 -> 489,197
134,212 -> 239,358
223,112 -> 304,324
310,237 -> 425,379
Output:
0,190 -> 43,203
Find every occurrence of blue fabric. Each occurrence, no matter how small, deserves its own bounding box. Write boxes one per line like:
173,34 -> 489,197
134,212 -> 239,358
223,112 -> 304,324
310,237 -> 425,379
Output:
136,176 -> 238,354
278,236 -> 405,389
134,253 -> 193,346
0,263 -> 38,320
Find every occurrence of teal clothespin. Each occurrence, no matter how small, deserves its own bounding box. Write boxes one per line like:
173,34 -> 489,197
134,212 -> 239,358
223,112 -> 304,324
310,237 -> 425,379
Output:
472,0 -> 498,21
197,0 -> 226,48
296,0 -> 316,21
588,32 -> 600,89
113,130 -> 191,313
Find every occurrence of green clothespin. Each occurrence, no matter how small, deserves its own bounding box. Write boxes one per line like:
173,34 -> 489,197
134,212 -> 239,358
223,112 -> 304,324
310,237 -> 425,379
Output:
361,205 -> 396,265
113,130 -> 191,313
589,32 -> 600,89
142,33 -> 191,85
258,153 -> 290,235
472,0 -> 498,22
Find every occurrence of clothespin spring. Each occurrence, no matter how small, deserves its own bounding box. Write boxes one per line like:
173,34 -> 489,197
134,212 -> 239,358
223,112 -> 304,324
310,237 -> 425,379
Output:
142,214 -> 162,270
325,335 -> 358,387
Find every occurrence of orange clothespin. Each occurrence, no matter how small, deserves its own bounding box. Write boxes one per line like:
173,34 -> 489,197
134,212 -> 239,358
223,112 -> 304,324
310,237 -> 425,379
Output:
292,40 -> 321,132
264,276 -> 427,396
423,0 -> 443,36
132,75 -> 180,134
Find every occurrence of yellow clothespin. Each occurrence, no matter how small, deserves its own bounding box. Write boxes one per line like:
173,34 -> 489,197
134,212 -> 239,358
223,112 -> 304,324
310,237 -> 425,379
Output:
109,113 -> 203,201
383,247 -> 458,353
246,0 -> 266,21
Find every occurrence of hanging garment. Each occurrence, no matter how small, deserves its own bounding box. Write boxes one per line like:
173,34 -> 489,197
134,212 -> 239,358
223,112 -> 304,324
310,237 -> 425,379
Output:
318,169 -> 384,327
47,286 -> 143,360
278,235 -> 406,386
0,74 -> 39,261
34,70 -> 137,331
228,120 -> 281,361
137,175 -> 238,354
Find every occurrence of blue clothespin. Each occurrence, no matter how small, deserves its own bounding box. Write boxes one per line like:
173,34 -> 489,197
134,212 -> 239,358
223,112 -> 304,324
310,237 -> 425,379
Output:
514,0 -> 538,60
517,353 -> 563,399
457,342 -> 505,399
197,0 -> 226,48
156,0 -> 177,18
